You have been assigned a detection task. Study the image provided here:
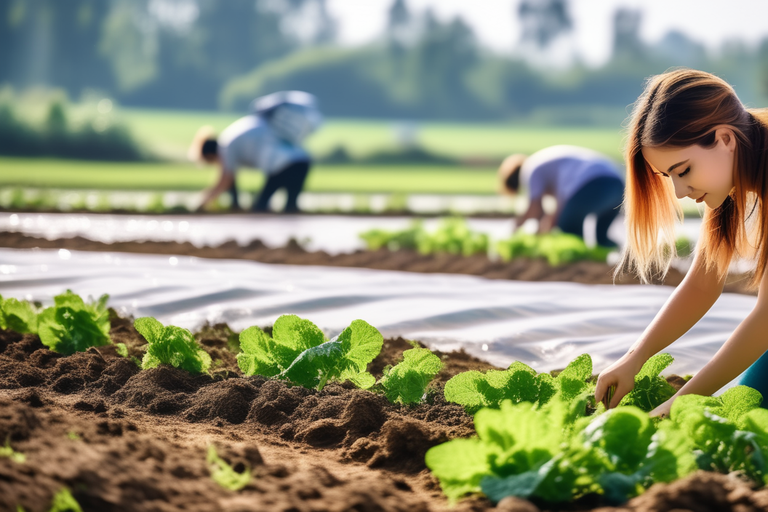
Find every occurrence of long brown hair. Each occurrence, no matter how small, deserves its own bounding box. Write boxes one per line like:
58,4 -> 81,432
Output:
621,68 -> 768,287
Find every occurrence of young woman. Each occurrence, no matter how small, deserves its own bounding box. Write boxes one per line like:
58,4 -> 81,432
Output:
498,145 -> 624,247
594,69 -> 768,417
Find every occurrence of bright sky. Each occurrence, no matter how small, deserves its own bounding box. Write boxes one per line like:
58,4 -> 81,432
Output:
325,0 -> 768,66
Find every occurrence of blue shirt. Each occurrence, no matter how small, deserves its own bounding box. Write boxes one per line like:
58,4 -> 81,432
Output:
520,145 -> 623,205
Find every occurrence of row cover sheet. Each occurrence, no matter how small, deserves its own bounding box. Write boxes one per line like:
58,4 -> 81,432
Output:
0,247 -> 753,390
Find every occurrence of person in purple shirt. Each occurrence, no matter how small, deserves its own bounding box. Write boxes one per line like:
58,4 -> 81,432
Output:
498,145 -> 624,247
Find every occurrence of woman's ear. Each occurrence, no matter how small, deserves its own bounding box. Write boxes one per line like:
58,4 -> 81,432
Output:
716,126 -> 737,153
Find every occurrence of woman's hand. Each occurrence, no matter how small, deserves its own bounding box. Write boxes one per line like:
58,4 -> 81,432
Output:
649,397 -> 675,419
594,351 -> 646,409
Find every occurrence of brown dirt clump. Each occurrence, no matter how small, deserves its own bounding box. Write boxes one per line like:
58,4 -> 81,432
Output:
0,317 -> 763,511
6,230 -> 755,293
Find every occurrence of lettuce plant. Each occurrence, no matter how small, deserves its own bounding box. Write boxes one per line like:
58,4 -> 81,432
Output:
282,319 -> 382,390
49,488 -> 83,512
37,290 -> 111,355
444,354 -> 593,414
237,315 -> 325,377
415,218 -> 489,257
496,233 -> 612,266
0,295 -> 38,334
617,354 -> 677,411
207,445 -> 251,491
427,397 -> 696,505
380,347 -> 443,404
237,315 -> 383,390
359,218 -> 488,257
0,440 -> 25,464
134,317 -> 212,375
669,386 -> 768,485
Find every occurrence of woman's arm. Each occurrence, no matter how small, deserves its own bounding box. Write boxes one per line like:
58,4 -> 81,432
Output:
650,267 -> 768,415
596,250 -> 725,407
197,164 -> 234,212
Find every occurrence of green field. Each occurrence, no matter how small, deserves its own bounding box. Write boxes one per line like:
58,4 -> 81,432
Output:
119,108 -> 625,162
0,158 -> 498,194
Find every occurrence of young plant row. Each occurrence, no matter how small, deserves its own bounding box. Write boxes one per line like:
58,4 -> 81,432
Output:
429,355 -> 768,505
6,293 -> 766,507
0,290 -> 127,356
359,218 -> 612,265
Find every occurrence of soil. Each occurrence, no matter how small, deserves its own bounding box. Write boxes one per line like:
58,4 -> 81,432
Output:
0,231 -> 755,295
2,317 -> 767,512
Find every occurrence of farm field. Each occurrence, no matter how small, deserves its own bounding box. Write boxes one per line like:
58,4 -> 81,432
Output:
0,283 -> 765,511
0,157 -> 498,195
119,108 -> 625,162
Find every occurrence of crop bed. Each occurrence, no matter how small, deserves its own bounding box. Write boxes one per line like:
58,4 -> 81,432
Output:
0,231 -> 684,288
1,230 -> 756,295
2,312 -> 768,512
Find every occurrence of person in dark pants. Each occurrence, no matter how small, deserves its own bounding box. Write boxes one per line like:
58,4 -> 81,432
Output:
189,91 -> 321,213
498,145 -> 624,247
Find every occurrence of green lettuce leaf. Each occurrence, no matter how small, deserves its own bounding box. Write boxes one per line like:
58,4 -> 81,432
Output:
380,347 -> 443,404
37,290 -> 111,355
618,353 -> 676,411
282,319 -> 382,390
444,355 -> 593,414
207,445 -> 251,491
237,315 -> 325,377
135,317 -> 212,375
0,296 -> 38,334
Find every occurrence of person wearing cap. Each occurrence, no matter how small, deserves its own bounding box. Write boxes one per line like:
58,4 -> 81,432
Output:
189,91 -> 322,212
498,145 -> 624,247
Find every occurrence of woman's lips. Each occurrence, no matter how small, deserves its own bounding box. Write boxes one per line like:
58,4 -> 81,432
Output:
696,194 -> 707,203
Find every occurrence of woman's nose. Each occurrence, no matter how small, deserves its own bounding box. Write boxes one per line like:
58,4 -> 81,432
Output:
672,177 -> 690,199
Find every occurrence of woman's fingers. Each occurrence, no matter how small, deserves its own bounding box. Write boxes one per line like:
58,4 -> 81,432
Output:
610,382 -> 633,409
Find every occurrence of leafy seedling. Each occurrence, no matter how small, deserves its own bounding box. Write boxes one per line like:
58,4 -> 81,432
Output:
617,353 -> 677,411
444,354 -> 593,414
668,386 -> 768,485
237,315 -> 325,377
37,290 -> 111,355
134,317 -> 212,374
207,445 -> 251,491
0,439 -> 25,463
0,295 -> 38,334
282,319 -> 383,390
380,347 -> 443,404
49,488 -> 83,512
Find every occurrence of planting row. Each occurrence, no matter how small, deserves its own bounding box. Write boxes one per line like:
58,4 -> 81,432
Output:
1,292 -> 764,507
359,217 -> 695,264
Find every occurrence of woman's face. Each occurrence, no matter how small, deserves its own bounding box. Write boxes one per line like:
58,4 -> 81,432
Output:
641,127 -> 736,209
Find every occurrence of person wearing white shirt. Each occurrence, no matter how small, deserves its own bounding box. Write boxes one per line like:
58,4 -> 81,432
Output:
189,91 -> 322,213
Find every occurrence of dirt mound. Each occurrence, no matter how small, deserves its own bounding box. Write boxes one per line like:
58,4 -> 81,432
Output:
615,471 -> 768,511
0,318 -> 764,511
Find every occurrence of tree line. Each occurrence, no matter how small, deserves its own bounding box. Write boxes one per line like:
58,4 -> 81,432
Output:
1,0 -> 767,122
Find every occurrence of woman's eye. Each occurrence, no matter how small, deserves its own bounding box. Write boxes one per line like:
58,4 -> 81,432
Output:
678,166 -> 691,177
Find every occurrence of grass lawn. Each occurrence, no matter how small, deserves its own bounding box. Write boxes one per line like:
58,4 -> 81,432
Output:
0,157 -> 499,194
119,108 -> 625,162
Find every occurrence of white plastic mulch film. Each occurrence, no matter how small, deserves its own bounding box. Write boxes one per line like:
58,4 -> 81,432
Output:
0,246 -> 754,392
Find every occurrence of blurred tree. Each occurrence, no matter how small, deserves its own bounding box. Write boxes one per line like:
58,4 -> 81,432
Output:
517,0 -> 572,50
611,8 -> 644,61
0,0 -> 113,95
386,0 -> 414,52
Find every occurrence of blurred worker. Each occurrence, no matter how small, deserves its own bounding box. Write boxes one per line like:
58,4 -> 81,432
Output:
498,145 -> 624,247
189,91 -> 322,212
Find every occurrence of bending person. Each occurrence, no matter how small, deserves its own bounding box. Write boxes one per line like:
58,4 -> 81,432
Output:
498,145 -> 624,247
594,69 -> 768,417
189,91 -> 321,212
